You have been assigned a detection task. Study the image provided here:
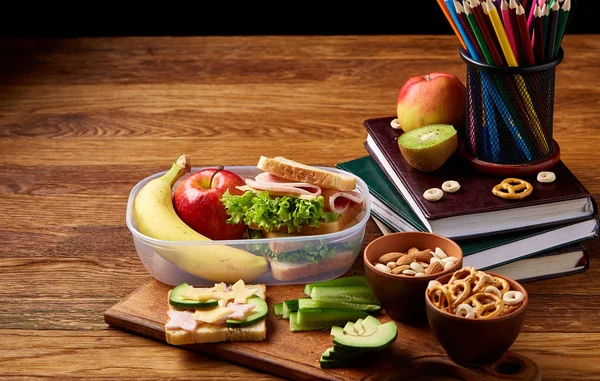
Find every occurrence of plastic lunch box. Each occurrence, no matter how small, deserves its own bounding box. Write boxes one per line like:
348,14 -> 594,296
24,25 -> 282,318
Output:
125,166 -> 371,286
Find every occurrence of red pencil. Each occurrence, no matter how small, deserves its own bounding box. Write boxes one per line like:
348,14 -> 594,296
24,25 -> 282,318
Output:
470,0 -> 506,66
501,0 -> 520,66
516,2 -> 537,66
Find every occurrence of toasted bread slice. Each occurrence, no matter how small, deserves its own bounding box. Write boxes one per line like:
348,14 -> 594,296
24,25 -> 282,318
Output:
268,250 -> 357,281
257,156 -> 356,191
165,284 -> 267,345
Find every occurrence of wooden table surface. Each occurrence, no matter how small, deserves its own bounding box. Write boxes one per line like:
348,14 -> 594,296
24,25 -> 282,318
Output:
1,35 -> 599,380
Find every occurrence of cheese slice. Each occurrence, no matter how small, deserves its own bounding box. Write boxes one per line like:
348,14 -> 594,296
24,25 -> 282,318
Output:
193,306 -> 233,323
221,280 -> 258,304
179,285 -> 219,301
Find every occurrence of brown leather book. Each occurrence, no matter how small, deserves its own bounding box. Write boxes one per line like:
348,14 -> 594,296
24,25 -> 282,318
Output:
363,116 -> 598,239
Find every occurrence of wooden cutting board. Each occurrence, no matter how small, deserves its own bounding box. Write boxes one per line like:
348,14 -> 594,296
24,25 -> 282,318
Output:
104,277 -> 541,381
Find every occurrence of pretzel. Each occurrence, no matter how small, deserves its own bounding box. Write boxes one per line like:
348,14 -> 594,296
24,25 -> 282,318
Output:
428,267 -> 525,319
463,292 -> 504,319
492,178 -> 533,200
428,283 -> 453,311
537,171 -> 556,183
448,279 -> 471,308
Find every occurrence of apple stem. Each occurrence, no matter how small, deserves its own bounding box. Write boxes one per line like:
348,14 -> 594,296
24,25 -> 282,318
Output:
209,165 -> 224,188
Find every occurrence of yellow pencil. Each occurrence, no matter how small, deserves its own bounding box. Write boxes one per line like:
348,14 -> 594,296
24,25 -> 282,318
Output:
484,0 -> 518,67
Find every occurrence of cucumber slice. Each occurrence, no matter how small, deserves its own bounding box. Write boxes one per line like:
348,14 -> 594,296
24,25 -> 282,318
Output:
303,275 -> 370,296
226,296 -> 268,328
297,298 -> 381,312
169,283 -> 218,309
273,303 -> 284,318
319,349 -> 356,369
310,286 -> 378,304
296,308 -> 369,328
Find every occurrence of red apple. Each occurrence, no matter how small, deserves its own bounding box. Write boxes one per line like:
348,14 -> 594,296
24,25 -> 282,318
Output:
395,72 -> 466,133
173,166 -> 247,240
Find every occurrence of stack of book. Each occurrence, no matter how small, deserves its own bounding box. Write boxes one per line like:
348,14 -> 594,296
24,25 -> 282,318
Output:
337,116 -> 599,282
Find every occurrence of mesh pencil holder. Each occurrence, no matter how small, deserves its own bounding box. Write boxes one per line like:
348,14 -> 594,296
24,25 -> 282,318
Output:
459,48 -> 564,176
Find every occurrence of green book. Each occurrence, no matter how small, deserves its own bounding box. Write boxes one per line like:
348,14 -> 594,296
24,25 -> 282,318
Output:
337,156 -> 599,270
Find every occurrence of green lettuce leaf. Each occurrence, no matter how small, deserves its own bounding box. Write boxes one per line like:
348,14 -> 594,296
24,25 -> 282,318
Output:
221,189 -> 337,233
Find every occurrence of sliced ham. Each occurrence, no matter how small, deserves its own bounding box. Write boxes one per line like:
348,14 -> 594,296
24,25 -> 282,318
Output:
166,310 -> 198,332
321,188 -> 364,214
226,302 -> 256,320
241,172 -> 322,200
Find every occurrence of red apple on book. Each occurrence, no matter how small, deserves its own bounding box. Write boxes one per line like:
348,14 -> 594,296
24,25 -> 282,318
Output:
173,166 -> 247,240
395,72 -> 466,133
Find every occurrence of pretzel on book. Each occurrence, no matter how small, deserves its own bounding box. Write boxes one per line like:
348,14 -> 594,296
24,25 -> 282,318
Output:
492,178 -> 533,200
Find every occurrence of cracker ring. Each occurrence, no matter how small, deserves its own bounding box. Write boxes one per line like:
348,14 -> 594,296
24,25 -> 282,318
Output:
537,171 -> 556,183
503,290 -> 524,305
455,303 -> 475,318
423,188 -> 443,201
442,180 -> 461,193
492,178 -> 533,200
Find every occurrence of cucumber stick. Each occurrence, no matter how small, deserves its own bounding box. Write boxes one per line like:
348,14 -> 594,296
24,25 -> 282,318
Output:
310,286 -> 378,304
297,297 -> 381,312
296,308 -> 368,327
303,275 -> 370,296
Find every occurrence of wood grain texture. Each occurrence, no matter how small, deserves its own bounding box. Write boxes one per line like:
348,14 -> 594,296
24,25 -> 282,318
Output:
0,35 -> 599,380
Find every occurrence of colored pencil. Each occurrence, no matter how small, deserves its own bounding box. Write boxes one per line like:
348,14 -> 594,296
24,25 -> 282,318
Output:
464,1 -> 495,65
532,4 -> 545,64
484,0 -> 518,67
541,1 -> 550,44
545,0 -> 560,62
470,0 -> 505,66
553,0 -> 571,56
436,0 -> 468,51
516,3 -> 537,66
446,0 -> 482,61
501,0 -> 520,66
454,0 -> 484,60
527,0 -> 538,34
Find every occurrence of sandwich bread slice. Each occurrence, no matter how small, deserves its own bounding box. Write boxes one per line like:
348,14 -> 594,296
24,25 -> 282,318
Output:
165,280 -> 267,345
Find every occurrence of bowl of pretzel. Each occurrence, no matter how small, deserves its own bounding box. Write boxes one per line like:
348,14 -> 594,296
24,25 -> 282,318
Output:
425,266 -> 529,367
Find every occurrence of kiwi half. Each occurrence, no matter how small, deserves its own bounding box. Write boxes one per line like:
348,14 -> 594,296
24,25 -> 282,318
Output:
397,124 -> 458,172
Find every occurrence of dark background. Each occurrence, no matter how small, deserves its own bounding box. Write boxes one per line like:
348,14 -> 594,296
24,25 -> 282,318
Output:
0,1 -> 597,37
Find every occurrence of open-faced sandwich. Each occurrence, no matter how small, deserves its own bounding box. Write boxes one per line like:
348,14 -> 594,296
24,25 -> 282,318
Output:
165,280 -> 267,345
221,156 -> 366,281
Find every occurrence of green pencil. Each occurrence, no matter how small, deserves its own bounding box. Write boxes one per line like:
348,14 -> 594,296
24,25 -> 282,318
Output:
464,1 -> 495,65
554,0 -> 571,57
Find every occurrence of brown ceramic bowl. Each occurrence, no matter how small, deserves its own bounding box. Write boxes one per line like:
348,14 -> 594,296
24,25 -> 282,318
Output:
425,270 -> 529,367
363,232 -> 463,324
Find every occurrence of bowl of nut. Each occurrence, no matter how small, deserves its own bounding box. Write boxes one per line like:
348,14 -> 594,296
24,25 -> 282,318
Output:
363,232 -> 463,324
425,266 -> 528,367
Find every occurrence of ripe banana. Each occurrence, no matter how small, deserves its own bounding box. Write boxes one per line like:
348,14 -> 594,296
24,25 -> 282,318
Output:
133,154 -> 268,283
